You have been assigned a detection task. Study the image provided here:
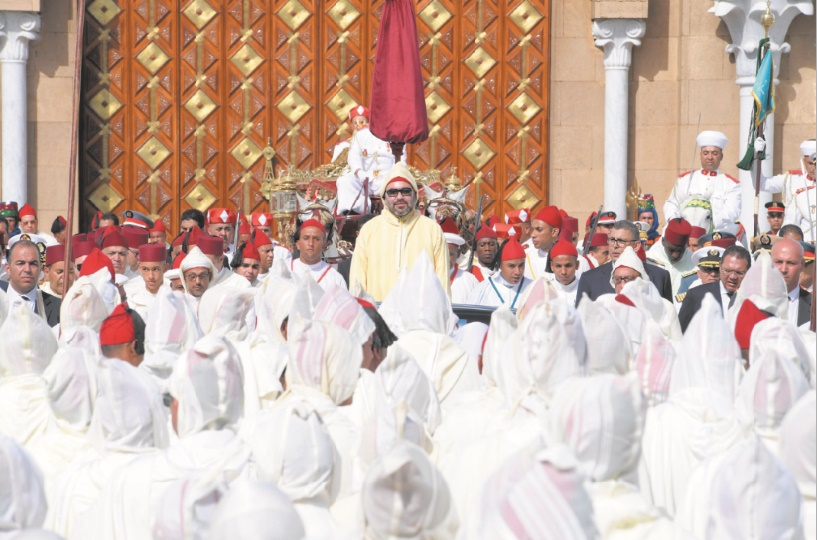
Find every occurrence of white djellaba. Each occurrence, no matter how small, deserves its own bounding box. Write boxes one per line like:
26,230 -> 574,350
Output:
0,434 -> 49,538
779,391 -> 816,540
208,480 -> 305,540
577,298 -> 632,375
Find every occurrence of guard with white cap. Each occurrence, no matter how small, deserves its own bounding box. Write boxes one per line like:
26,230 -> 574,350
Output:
674,245 -> 724,304
663,130 -> 742,231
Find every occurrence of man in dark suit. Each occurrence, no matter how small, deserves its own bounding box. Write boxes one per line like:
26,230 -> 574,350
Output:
1,239 -> 61,326
678,245 -> 752,332
771,238 -> 813,327
576,220 -> 673,305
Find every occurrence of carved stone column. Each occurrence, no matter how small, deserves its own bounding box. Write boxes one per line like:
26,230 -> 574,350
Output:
592,18 -> 646,220
711,0 -> 812,235
0,11 -> 41,204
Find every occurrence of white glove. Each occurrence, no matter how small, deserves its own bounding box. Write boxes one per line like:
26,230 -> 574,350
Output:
754,136 -> 766,154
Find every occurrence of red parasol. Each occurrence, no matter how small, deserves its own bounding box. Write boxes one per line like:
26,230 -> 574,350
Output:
368,0 -> 429,159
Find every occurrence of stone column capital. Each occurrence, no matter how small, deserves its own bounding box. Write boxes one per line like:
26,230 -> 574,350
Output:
710,0 -> 813,85
592,18 -> 647,70
0,11 -> 41,63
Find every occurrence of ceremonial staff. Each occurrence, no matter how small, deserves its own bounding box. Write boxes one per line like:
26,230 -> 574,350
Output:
582,205 -> 604,256
62,0 -> 87,297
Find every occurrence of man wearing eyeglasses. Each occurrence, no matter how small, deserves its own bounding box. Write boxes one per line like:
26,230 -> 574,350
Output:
575,220 -> 672,305
678,245 -> 751,332
755,138 -> 817,242
349,163 -> 450,302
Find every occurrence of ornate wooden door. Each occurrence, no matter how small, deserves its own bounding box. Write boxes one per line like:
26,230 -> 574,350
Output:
80,0 -> 551,233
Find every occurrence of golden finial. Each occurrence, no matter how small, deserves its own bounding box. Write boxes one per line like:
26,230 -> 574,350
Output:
445,167 -> 462,192
761,0 -> 775,38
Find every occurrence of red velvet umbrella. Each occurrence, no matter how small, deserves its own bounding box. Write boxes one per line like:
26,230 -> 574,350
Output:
368,0 -> 429,159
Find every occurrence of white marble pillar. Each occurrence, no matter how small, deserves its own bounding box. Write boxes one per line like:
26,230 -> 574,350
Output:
711,0 -> 812,236
592,19 -> 646,220
0,11 -> 41,204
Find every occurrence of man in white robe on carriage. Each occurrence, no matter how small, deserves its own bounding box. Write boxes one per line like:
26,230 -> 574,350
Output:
663,131 -> 741,233
336,105 -> 407,215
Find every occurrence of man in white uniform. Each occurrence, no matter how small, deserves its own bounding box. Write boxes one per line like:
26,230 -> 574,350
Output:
123,244 -> 169,320
440,217 -> 478,303
336,105 -> 407,215
546,239 -> 580,305
206,207 -> 237,263
470,237 -> 532,308
291,219 -> 346,290
525,205 -> 589,281
756,138 -> 817,241
663,130 -> 741,231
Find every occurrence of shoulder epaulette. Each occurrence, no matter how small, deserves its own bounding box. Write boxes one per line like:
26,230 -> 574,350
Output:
646,257 -> 665,267
678,171 -> 692,178
725,173 -> 739,184
788,169 -> 803,175
675,293 -> 687,303
681,269 -> 698,278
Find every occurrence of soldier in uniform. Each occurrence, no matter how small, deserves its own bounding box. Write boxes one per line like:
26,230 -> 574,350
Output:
664,131 -> 741,231
751,232 -> 780,255
755,139 -> 817,241
336,105 -> 407,215
765,201 -> 785,235
697,231 -> 737,250
800,241 -> 814,293
688,226 -> 706,252
674,246 -> 724,305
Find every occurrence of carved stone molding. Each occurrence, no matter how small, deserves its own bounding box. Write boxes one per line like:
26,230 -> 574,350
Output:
0,11 -> 40,63
592,18 -> 647,70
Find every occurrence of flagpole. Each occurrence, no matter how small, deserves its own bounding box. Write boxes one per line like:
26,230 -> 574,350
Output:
754,4 -> 775,236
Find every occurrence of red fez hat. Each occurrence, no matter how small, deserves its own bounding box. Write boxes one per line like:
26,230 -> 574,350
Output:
636,246 -> 647,262
121,227 -> 149,249
172,252 -> 186,270
241,241 -> 261,261
690,226 -> 707,240
349,105 -> 370,121
440,217 -> 459,235
558,209 -> 568,218
171,234 -> 185,248
138,244 -> 166,263
151,220 -> 166,233
18,203 -> 36,219
197,235 -> 223,256
485,215 -> 500,228
501,237 -> 526,261
534,206 -> 562,229
664,218 -> 692,245
90,211 -> 103,230
251,212 -> 274,227
99,304 -> 136,346
186,227 -> 204,246
586,212 -> 597,228
734,299 -> 770,350
550,239 -> 578,259
87,230 -> 98,244
493,224 -> 519,240
711,237 -> 736,249
207,208 -> 236,224
73,241 -> 94,260
80,248 -> 115,281
100,227 -> 129,250
253,232 -> 273,249
45,245 -> 65,266
300,219 -> 327,235
73,233 -> 87,243
505,209 -> 530,225
559,217 -> 578,241
589,233 -> 608,248
239,222 -> 252,236
475,225 -> 497,241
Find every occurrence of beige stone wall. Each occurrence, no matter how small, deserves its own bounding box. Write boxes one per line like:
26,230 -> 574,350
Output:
550,0 -> 816,228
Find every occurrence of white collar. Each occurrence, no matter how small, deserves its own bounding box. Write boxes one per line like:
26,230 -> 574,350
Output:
294,258 -> 326,271
7,283 -> 37,303
493,274 -> 518,289
788,287 -> 801,302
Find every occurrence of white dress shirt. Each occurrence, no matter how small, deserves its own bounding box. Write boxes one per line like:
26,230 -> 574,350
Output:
719,281 -> 734,318
787,287 -> 800,324
6,283 -> 37,313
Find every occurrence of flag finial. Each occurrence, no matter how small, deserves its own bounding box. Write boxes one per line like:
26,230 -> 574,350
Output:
761,1 -> 775,38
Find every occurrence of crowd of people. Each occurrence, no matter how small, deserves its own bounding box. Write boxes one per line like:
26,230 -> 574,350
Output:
0,123 -> 814,540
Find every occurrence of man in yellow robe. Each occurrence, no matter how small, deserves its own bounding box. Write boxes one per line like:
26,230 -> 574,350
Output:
349,163 -> 450,301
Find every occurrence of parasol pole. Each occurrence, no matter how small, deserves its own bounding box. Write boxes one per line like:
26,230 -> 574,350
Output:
62,0 -> 86,298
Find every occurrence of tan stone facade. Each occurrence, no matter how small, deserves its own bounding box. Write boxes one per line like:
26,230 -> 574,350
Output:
2,0 -> 816,230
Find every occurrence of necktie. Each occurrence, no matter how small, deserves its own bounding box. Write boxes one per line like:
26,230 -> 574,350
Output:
727,291 -> 736,308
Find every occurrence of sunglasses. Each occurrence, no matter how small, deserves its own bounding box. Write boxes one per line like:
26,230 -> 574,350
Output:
385,187 -> 414,197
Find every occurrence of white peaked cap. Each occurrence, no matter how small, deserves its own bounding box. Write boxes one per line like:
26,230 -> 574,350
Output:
285,319 -> 362,406
706,436 -> 803,539
0,303 -> 58,377
779,391 -> 816,499
577,298 -> 631,375
0,434 -> 47,533
209,481 -> 305,540
696,130 -> 728,150
460,442 -> 598,540
313,284 -> 375,346
250,400 -> 340,506
800,139 -> 816,157
443,232 -> 465,247
550,375 -> 645,482
168,336 -> 244,438
362,440 -> 458,540
88,359 -> 168,452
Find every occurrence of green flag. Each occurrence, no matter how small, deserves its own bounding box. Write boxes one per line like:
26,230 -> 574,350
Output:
737,38 -> 775,171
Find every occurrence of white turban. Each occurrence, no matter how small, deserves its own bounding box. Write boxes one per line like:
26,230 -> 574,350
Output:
313,285 -> 375,346
198,287 -> 255,341
362,440 -> 458,540
577,299 -> 631,375
696,130 -> 728,150
87,359 -> 169,452
0,434 -> 47,534
250,400 -> 340,506
43,348 -> 96,430
143,288 -> 203,382
168,336 -> 244,438
550,375 -> 645,482
610,246 -> 647,286
800,139 -> 816,158
179,247 -> 217,296
59,277 -> 111,333
209,481 -> 305,540
285,320 -> 362,406
706,436 -> 803,539
0,303 -> 58,377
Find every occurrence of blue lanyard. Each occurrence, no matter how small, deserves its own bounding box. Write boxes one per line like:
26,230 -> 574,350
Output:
489,277 -> 523,309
